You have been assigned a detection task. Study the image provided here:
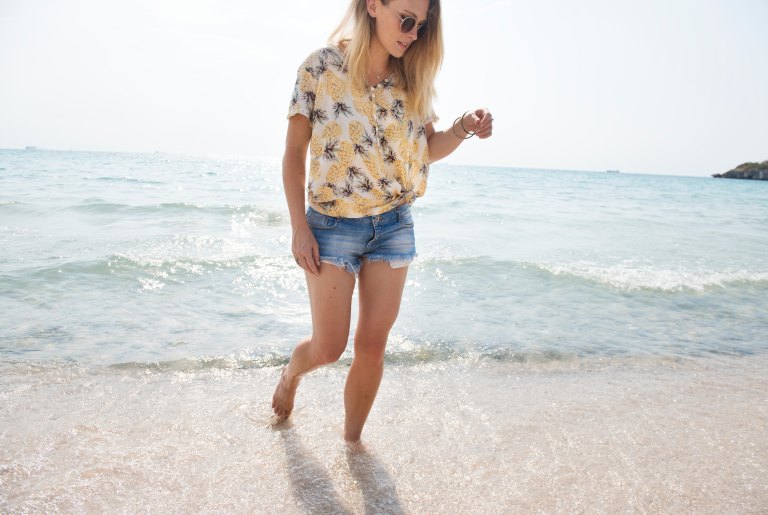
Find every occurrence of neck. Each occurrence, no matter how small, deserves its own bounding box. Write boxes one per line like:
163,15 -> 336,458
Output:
368,35 -> 391,80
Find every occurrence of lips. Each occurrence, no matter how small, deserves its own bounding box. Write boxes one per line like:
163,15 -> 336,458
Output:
397,41 -> 409,50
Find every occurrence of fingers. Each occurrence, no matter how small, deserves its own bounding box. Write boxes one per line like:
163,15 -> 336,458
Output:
475,122 -> 493,138
312,244 -> 321,268
469,111 -> 482,128
461,109 -> 493,138
473,108 -> 493,139
305,245 -> 320,275
296,246 -> 320,274
461,108 -> 493,138
294,249 -> 320,275
292,227 -> 321,275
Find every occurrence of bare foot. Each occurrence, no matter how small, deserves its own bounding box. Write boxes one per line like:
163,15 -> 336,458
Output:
344,439 -> 368,454
271,367 -> 300,420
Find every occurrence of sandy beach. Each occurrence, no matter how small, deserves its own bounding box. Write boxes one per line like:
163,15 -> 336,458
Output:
2,354 -> 766,513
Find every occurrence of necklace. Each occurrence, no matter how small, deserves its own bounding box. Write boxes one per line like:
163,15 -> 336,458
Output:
369,67 -> 389,86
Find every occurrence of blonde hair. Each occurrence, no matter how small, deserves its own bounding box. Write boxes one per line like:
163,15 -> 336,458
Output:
329,0 -> 443,119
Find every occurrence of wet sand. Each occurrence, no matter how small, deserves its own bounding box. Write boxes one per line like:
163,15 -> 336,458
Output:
1,354 -> 767,513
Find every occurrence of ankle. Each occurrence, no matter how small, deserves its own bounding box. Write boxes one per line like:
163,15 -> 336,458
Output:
344,432 -> 362,443
343,425 -> 363,442
282,366 -> 301,387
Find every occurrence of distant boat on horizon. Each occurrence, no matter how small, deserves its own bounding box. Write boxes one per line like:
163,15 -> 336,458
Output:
606,169 -> 620,173
24,146 -> 38,151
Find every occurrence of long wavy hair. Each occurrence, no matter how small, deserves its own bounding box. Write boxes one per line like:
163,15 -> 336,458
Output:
329,0 -> 443,119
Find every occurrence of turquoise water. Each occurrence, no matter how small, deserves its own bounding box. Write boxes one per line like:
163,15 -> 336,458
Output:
1,148 -> 767,365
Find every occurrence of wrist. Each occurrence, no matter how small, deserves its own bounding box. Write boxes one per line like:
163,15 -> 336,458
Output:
452,112 -> 475,140
450,117 -> 466,140
460,112 -> 475,136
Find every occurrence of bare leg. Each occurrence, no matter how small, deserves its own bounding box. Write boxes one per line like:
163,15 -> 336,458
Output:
272,264 -> 356,420
343,261 -> 408,441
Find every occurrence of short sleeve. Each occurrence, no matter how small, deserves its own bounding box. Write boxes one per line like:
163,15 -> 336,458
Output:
287,51 -> 320,121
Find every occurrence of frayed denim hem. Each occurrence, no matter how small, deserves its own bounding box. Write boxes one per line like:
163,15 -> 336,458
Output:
319,257 -> 360,275
318,254 -> 416,274
365,253 -> 417,269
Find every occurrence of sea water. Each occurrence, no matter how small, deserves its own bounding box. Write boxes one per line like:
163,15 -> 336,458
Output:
1,149 -> 767,512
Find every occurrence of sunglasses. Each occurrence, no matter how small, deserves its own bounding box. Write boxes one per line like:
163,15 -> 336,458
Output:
383,3 -> 428,37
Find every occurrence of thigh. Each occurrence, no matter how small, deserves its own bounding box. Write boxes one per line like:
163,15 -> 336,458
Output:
356,261 -> 409,337
306,264 -> 356,351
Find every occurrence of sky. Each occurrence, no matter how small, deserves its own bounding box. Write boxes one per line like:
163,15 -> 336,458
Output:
0,0 -> 766,176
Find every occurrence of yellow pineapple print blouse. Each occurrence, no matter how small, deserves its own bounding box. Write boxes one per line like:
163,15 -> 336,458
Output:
288,46 -> 436,218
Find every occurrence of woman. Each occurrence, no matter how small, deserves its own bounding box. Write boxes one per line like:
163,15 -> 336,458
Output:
272,0 -> 493,442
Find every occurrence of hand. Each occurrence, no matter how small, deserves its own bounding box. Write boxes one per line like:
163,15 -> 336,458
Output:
461,108 -> 493,139
292,223 -> 320,275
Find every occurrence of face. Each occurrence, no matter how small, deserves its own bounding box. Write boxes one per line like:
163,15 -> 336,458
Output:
368,0 -> 430,58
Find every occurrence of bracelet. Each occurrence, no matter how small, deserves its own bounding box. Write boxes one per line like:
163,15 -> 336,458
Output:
459,111 -> 475,137
452,114 -> 475,140
451,117 -> 470,139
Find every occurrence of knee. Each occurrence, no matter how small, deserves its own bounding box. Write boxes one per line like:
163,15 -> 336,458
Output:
353,339 -> 387,366
310,338 -> 346,365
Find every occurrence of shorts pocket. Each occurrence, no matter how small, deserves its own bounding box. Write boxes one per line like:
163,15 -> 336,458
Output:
306,208 -> 338,229
397,205 -> 414,228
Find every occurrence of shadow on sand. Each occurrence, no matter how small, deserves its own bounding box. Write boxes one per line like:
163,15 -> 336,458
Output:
275,422 -> 406,514
346,443 -> 406,515
278,425 -> 352,514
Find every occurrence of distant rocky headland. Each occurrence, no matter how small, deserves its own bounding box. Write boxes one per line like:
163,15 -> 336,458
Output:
712,161 -> 768,180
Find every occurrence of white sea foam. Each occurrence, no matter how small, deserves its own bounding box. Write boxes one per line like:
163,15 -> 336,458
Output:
534,261 -> 768,292
139,277 -> 164,291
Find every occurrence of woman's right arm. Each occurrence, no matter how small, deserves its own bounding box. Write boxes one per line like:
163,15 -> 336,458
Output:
283,115 -> 321,275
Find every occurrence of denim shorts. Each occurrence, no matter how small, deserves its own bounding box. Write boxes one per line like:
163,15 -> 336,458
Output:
306,204 -> 417,275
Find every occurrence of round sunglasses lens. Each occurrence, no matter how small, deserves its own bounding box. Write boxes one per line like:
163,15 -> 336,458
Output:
400,17 -> 416,33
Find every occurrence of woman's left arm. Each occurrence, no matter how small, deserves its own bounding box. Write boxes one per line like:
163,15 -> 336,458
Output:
426,108 -> 493,163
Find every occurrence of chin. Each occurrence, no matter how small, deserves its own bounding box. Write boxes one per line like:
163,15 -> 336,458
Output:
391,42 -> 409,57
